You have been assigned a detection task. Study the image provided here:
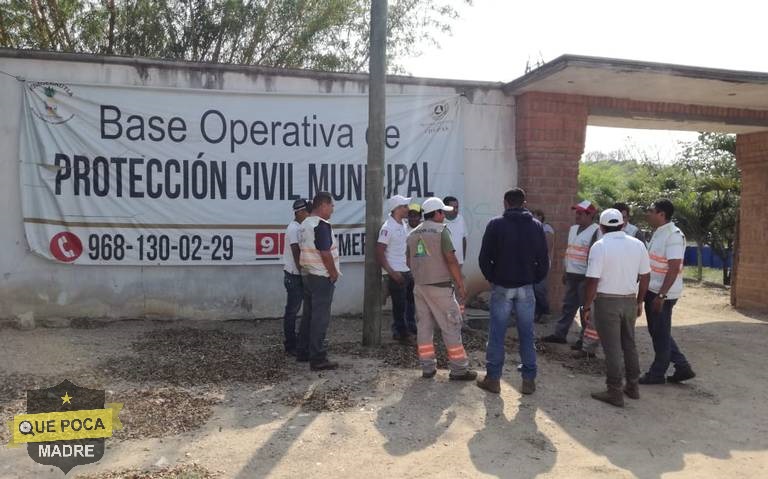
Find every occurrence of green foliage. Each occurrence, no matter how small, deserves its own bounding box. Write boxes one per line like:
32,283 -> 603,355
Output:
0,0 -> 469,72
579,133 -> 740,284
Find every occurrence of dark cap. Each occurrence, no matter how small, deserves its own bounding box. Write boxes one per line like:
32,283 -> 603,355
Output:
292,199 -> 310,211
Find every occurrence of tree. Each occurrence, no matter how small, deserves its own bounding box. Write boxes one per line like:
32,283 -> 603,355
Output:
0,0 -> 470,73
674,133 -> 739,284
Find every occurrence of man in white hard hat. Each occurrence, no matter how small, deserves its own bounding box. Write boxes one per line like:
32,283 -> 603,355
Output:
377,194 -> 417,341
582,208 -> 651,407
406,197 -> 476,381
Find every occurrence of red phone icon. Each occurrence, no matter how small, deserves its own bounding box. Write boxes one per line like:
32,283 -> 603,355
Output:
50,232 -> 83,262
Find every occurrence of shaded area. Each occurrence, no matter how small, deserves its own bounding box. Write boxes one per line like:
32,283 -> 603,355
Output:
527,320 -> 768,479
468,394 -> 556,479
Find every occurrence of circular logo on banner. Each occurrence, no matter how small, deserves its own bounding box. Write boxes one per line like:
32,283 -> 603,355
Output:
431,102 -> 449,121
28,81 -> 75,125
50,232 -> 83,262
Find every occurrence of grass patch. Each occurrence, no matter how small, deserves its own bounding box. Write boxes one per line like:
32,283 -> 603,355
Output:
683,266 -> 727,284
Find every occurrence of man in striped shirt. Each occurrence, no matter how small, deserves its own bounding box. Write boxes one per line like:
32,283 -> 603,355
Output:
297,191 -> 341,371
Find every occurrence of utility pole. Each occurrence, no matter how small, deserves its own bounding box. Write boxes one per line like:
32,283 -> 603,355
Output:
362,0 -> 387,346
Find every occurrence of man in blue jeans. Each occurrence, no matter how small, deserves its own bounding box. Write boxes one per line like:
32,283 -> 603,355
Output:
640,199 -> 695,384
476,188 -> 549,395
281,198 -> 311,355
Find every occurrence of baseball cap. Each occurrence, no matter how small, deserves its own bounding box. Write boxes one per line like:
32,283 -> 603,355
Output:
292,199 -> 310,211
387,195 -> 412,212
600,208 -> 624,227
422,197 -> 454,215
572,200 -> 597,214
408,203 -> 422,213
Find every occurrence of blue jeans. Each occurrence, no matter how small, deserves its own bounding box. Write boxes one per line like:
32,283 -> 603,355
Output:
388,271 -> 416,336
486,284 -> 537,380
297,274 -> 335,364
533,275 -> 550,316
644,291 -> 690,378
283,272 -> 303,351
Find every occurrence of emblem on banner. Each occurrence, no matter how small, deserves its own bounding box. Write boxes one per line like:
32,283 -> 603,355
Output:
430,101 -> 450,121
7,379 -> 123,474
28,82 -> 75,125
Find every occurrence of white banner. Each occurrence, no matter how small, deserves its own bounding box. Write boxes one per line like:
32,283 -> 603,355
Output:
19,80 -> 463,265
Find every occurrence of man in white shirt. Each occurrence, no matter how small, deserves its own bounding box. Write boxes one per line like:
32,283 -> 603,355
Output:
583,209 -> 651,407
443,196 -> 468,267
281,199 -> 311,355
377,195 -> 416,340
613,202 -> 645,242
640,199 -> 696,385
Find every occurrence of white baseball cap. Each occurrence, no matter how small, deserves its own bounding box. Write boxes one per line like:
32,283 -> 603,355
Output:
600,208 -> 624,227
386,195 -> 412,212
422,197 -> 454,215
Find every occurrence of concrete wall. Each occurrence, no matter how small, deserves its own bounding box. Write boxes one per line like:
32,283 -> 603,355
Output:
0,51 -> 515,321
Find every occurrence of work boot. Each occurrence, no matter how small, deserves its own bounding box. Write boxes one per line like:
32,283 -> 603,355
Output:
422,369 -> 437,379
542,334 -> 567,344
521,378 -> 536,395
449,370 -> 478,381
476,376 -> 501,394
624,381 -> 640,399
638,373 -> 665,385
667,367 -> 696,383
310,360 -> 338,371
591,387 -> 624,407
571,350 -> 596,359
570,339 -> 583,351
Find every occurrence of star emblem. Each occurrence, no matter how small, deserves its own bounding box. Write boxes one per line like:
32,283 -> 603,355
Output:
61,392 -> 72,404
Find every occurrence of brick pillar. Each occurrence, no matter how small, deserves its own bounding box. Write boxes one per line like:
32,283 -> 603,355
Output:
515,92 -> 589,312
733,132 -> 768,310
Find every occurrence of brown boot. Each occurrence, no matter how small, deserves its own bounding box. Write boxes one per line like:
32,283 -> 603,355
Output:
476,376 -> 501,394
591,387 -> 624,407
521,379 -> 536,395
624,381 -> 640,400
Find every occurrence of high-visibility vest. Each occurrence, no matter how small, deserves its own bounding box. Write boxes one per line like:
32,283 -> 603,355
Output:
648,222 -> 685,299
564,224 -> 599,274
299,216 -> 340,278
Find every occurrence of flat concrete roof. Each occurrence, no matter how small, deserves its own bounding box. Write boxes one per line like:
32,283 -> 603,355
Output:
504,55 -> 768,133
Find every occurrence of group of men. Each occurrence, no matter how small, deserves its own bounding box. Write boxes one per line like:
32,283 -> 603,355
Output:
281,188 -> 696,407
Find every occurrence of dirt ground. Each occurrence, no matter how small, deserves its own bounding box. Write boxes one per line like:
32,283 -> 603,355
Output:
1,283 -> 766,479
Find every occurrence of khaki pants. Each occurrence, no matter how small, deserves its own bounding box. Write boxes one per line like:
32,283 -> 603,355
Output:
593,294 -> 640,388
414,284 -> 469,374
